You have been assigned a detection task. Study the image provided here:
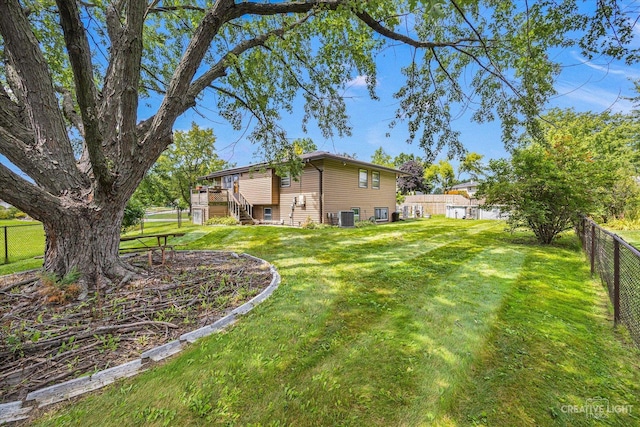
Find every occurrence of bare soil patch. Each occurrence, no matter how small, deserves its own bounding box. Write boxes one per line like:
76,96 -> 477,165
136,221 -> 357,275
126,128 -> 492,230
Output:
0,251 -> 273,404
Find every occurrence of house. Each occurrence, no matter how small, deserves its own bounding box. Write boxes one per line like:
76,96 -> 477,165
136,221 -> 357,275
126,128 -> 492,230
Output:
449,180 -> 480,198
191,151 -> 404,226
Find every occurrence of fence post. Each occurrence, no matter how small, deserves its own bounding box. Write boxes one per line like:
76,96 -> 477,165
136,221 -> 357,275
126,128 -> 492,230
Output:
613,238 -> 620,325
3,226 -> 8,264
590,223 -> 596,276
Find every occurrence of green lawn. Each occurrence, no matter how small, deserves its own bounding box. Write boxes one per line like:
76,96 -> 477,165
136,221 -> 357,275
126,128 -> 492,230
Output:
18,218 -> 640,426
613,230 -> 640,249
0,220 -> 44,272
144,213 -> 180,220
0,220 -> 198,275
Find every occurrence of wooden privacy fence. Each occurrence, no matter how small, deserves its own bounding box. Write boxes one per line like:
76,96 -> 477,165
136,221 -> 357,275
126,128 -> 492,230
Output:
577,217 -> 640,347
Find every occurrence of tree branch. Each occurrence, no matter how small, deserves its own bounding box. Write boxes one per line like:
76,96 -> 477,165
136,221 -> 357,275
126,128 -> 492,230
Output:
0,0 -> 83,193
209,84 -> 262,124
187,17 -> 309,102
55,0 -> 100,154
55,85 -> 85,137
228,0 -> 340,19
141,0 -> 236,151
97,0 -> 147,192
354,8 -> 477,49
0,163 -> 61,221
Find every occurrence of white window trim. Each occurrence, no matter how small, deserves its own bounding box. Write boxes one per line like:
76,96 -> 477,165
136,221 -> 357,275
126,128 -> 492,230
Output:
372,171 -> 380,189
359,169 -> 368,188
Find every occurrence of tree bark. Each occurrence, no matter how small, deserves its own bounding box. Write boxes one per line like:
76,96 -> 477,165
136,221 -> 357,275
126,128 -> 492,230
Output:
41,201 -> 135,297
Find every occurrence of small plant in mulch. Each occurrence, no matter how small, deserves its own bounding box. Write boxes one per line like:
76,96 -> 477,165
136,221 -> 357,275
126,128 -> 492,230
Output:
37,268 -> 82,305
0,251 -> 273,403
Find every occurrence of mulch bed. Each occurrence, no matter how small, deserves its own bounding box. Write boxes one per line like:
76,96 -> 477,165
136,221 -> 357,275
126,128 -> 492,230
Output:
0,251 -> 273,404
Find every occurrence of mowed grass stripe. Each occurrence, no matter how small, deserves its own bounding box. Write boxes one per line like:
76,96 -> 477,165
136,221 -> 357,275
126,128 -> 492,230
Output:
445,243 -> 640,427
30,219 -> 640,426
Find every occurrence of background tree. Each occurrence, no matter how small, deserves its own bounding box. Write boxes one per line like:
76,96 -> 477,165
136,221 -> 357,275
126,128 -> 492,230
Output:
397,160 -> 429,195
393,153 -> 422,169
371,147 -> 394,169
0,1 -> 637,292
154,123 -> 230,213
534,108 -> 640,222
131,170 -> 175,209
424,160 -> 456,193
478,108 -> 635,243
457,152 -> 485,181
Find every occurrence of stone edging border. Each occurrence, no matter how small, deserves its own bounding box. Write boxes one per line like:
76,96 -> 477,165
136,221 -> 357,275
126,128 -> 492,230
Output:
0,252 -> 281,424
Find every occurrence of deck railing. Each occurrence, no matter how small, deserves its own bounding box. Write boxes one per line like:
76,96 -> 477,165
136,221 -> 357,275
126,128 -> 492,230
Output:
228,192 -> 254,222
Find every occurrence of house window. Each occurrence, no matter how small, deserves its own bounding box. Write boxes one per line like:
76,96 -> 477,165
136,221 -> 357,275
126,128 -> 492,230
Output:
374,207 -> 388,221
372,171 -> 380,189
281,175 -> 291,187
359,169 -> 368,188
222,175 -> 234,189
352,207 -> 360,222
264,207 -> 272,221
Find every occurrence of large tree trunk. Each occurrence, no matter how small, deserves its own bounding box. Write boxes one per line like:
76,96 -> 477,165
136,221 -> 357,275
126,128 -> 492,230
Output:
42,202 -> 136,298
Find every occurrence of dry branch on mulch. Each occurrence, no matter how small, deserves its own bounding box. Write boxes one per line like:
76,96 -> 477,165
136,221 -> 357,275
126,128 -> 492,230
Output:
0,251 -> 273,403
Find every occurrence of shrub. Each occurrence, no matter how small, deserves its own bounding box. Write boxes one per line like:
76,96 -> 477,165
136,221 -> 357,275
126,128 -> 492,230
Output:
206,216 -> 239,226
122,200 -> 146,231
301,216 -> 317,229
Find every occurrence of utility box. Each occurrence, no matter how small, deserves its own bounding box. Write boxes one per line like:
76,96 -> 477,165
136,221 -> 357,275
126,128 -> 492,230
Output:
338,210 -> 355,227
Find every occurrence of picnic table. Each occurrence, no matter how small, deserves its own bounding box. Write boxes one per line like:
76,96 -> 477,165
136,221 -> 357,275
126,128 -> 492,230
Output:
119,232 -> 186,265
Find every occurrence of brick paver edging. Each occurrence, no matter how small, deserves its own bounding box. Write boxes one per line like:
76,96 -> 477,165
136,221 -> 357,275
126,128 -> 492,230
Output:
0,252 -> 281,424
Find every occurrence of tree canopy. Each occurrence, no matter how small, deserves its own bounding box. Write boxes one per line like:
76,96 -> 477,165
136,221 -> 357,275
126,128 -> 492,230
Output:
424,159 -> 456,193
398,160 -> 430,194
0,0 -> 637,289
479,108 -> 640,244
147,123 -> 230,210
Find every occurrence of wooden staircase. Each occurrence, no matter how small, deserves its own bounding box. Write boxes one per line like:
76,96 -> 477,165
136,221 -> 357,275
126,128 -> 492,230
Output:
229,192 -> 255,225
236,205 -> 255,225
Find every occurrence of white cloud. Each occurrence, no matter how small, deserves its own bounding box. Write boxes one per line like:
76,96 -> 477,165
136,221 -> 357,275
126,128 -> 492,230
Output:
553,82 -> 635,113
347,75 -> 370,88
569,51 -> 640,80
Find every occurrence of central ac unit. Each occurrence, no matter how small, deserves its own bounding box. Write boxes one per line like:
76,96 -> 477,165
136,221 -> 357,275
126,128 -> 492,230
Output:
338,210 -> 355,227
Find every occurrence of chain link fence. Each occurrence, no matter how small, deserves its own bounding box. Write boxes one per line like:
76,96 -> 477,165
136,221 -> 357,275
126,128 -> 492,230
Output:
577,217 -> 640,347
1,223 -> 45,264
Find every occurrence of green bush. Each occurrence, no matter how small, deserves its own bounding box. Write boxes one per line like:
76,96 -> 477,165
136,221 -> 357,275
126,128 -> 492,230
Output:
206,216 -> 239,226
122,200 -> 146,231
0,207 -> 27,220
355,219 -> 377,228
